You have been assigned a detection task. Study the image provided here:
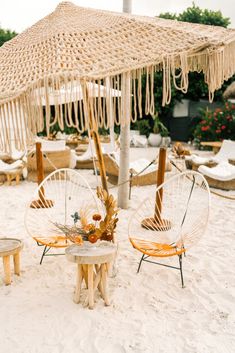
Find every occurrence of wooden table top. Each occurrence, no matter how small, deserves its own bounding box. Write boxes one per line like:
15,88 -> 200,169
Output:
65,241 -> 117,265
0,238 -> 23,256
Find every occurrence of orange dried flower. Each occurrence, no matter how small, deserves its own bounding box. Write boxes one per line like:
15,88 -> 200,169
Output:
71,234 -> 83,245
84,224 -> 95,232
92,214 -> 102,221
88,234 -> 98,243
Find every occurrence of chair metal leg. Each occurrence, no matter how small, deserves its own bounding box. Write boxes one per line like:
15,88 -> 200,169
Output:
137,254 -> 145,273
178,254 -> 185,288
137,253 -> 185,288
40,245 -> 50,265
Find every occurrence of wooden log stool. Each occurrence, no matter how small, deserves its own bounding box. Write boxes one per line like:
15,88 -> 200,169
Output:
0,238 -> 23,285
5,169 -> 22,186
66,242 -> 117,309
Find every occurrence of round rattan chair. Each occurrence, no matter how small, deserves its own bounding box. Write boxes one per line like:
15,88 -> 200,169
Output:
25,168 -> 101,264
128,171 -> 211,287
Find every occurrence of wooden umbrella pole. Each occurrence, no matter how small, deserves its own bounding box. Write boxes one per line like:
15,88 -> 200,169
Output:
81,82 -> 109,194
30,142 -> 53,208
92,128 -> 109,193
155,147 -> 167,220
141,146 -> 171,231
36,142 -> 45,201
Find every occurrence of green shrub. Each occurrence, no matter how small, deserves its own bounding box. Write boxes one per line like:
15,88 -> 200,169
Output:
136,119 -> 151,136
193,102 -> 235,142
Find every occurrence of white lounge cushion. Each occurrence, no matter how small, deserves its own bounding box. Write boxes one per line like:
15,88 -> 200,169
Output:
186,154 -> 216,165
186,140 -> 235,166
0,149 -> 25,161
215,140 -> 235,161
198,161 -> 235,181
0,159 -> 24,173
36,138 -> 66,152
74,140 -> 117,162
131,135 -> 148,148
130,158 -> 155,175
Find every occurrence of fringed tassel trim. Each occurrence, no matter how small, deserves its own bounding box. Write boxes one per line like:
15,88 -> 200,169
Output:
1,40 -> 235,153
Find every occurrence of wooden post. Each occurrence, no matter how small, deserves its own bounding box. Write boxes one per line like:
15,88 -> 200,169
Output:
155,147 -> 167,220
81,82 -> 109,194
92,129 -> 109,193
74,264 -> 83,304
30,141 -> 53,208
13,253 -> 21,275
141,147 -> 171,231
101,263 -> 110,306
88,264 -> 94,309
36,142 -> 44,186
118,72 -> 131,209
3,256 -> 11,285
36,142 -> 45,201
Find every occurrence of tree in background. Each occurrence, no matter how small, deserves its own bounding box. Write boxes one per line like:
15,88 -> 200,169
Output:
162,2 -> 230,27
157,3 -> 235,142
159,2 -> 232,102
135,3 -> 234,138
0,28 -> 17,47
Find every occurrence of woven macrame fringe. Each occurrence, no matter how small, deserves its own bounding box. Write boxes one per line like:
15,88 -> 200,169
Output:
1,41 -> 235,153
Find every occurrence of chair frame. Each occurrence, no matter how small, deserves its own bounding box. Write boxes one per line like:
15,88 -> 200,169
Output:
25,168 -> 100,264
129,171 -> 210,288
34,237 -> 68,265
137,253 -> 185,287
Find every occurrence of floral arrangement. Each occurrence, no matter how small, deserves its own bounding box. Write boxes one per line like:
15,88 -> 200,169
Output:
53,187 -> 118,245
193,102 -> 235,143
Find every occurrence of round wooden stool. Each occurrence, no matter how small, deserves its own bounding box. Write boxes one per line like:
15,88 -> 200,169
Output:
5,169 -> 22,185
0,238 -> 23,285
66,242 -> 117,309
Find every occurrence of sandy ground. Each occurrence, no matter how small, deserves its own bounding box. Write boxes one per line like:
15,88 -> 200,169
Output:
0,147 -> 235,353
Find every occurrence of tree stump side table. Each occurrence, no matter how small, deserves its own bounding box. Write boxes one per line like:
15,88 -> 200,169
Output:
0,238 -> 24,285
5,169 -> 22,185
65,242 -> 117,309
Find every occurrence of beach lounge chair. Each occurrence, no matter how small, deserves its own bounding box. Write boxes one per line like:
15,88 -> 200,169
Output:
185,140 -> 235,170
129,171 -> 210,287
100,152 -> 172,188
0,159 -> 26,185
0,149 -> 26,162
198,161 -> 235,190
72,140 -> 117,169
27,139 -> 71,181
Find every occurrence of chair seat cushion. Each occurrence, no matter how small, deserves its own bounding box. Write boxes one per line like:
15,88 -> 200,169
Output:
129,237 -> 186,257
33,236 -> 69,248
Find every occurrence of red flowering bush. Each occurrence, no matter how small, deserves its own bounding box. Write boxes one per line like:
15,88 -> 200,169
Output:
193,102 -> 235,142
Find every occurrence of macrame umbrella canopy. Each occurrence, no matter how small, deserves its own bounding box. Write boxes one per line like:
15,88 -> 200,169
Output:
1,1 -> 235,152
223,82 -> 235,99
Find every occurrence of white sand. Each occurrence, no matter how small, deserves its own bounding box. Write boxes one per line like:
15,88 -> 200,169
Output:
0,147 -> 235,353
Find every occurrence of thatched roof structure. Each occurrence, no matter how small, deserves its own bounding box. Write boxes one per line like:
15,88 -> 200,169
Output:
1,1 -> 235,152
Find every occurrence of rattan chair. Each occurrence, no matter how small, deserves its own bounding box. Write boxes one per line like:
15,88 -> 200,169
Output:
25,168 -> 101,264
100,153 -> 172,186
129,171 -> 210,287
